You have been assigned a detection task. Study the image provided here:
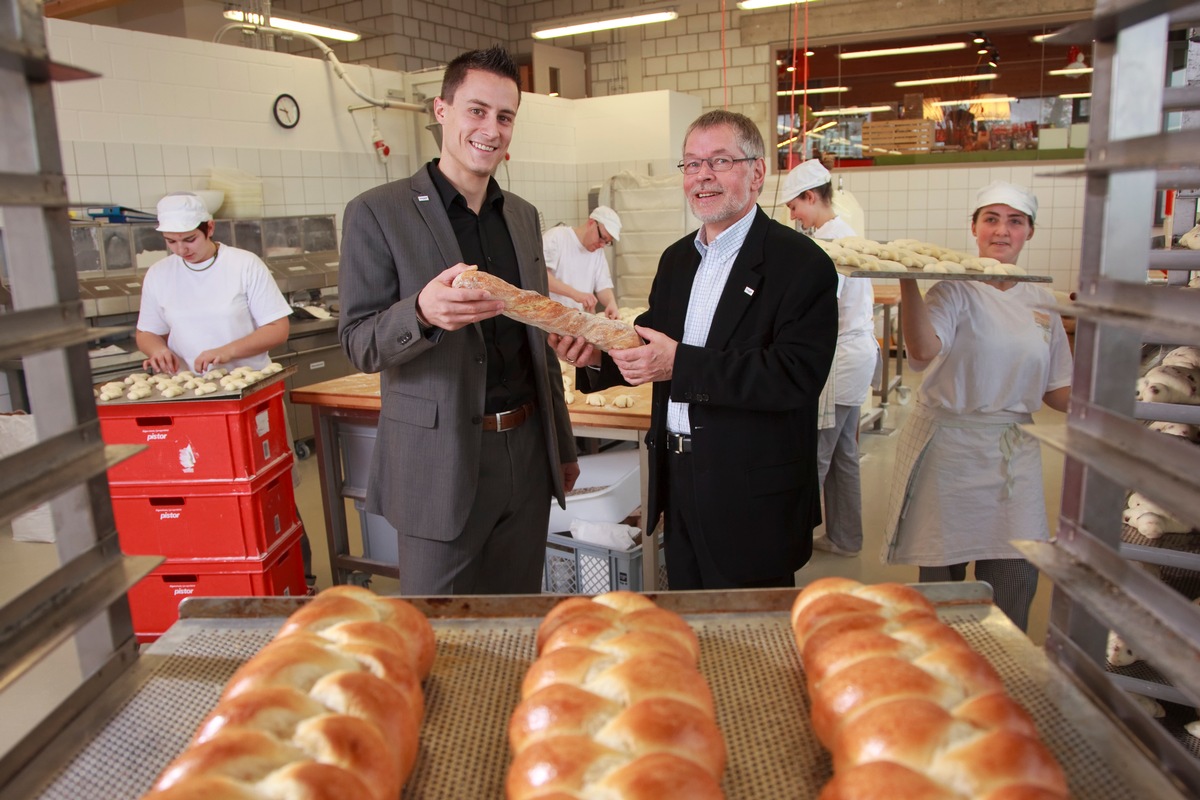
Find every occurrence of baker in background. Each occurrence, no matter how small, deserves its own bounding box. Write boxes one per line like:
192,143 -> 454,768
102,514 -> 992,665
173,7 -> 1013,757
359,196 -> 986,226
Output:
338,46 -> 578,596
544,205 -> 623,319
781,159 -> 881,558
136,192 -> 315,587
885,181 -> 1072,631
552,110 -> 837,590
137,193 -> 291,376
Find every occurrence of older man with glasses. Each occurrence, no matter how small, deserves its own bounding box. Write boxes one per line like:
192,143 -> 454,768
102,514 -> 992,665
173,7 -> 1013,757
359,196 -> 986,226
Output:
551,110 -> 838,590
544,205 -> 623,319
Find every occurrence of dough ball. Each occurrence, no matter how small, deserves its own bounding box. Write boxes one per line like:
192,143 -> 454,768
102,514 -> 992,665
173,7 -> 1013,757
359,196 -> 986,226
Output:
563,389 -> 576,404
585,394 -> 606,407
612,394 -> 636,408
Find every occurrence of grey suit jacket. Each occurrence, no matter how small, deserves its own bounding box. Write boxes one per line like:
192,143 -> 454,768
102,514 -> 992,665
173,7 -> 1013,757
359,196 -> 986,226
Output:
338,165 -> 575,541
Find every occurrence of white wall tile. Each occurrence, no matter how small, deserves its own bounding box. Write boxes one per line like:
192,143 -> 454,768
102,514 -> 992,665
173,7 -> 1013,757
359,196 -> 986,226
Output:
259,149 -> 283,178
188,146 -> 215,174
161,145 -> 189,176
134,144 -> 163,176
103,142 -> 136,175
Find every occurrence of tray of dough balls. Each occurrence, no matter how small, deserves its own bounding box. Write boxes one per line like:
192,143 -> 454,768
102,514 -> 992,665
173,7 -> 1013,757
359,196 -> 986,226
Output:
93,363 -> 295,405
23,584 -> 1187,800
559,361 -> 651,428
817,236 -> 1053,282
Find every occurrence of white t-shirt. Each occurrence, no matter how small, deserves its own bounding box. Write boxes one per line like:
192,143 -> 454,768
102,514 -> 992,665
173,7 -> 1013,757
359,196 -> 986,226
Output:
137,245 -> 292,373
812,216 -> 879,406
543,225 -> 614,310
913,281 -> 1073,414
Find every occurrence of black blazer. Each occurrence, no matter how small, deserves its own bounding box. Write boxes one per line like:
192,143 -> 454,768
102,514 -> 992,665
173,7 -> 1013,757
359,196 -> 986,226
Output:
588,207 -> 837,582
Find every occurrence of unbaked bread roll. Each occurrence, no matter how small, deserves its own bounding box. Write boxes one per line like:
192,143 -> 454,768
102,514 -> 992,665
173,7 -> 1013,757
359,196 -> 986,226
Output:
792,578 -> 1068,800
585,394 -> 606,407
142,586 -> 435,800
452,266 -> 642,351
507,592 -> 726,800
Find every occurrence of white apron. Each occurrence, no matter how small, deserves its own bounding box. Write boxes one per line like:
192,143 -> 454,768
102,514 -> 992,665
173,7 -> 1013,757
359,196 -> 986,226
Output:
882,405 -> 1049,565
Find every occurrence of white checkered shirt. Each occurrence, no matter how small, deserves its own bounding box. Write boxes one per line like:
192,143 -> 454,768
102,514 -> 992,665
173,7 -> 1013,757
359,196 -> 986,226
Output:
667,206 -> 757,434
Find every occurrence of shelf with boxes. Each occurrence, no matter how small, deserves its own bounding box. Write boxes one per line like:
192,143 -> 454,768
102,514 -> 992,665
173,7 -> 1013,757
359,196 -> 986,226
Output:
97,375 -> 306,642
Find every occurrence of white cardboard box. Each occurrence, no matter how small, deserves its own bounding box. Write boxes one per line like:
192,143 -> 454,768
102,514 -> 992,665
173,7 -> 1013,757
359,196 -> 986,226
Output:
1038,127 -> 1069,150
548,449 -> 640,534
1069,123 -> 1090,149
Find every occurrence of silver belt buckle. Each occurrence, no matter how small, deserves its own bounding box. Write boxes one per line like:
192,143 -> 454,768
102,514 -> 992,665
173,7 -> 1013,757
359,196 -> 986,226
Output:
670,433 -> 686,454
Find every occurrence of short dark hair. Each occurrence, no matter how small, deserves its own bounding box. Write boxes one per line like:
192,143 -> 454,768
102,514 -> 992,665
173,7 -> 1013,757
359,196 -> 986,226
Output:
441,45 -> 521,105
804,182 -> 834,205
684,110 -> 765,160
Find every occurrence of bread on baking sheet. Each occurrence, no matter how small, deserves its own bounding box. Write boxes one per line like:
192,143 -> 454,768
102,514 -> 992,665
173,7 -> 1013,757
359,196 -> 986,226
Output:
792,578 -> 1069,800
142,586 -> 435,800
507,591 -> 727,800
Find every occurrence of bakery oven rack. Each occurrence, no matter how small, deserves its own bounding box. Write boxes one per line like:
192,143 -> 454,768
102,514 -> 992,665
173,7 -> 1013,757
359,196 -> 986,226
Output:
13,585 -> 1187,800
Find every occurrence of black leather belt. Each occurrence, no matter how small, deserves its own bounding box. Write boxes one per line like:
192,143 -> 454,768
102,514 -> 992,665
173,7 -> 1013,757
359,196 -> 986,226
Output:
481,400 -> 535,432
666,433 -> 692,454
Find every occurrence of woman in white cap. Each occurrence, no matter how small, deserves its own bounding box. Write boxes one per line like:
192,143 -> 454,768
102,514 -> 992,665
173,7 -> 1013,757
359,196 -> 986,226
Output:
136,192 -> 292,375
781,159 -> 880,557
885,181 -> 1073,632
136,193 -> 315,585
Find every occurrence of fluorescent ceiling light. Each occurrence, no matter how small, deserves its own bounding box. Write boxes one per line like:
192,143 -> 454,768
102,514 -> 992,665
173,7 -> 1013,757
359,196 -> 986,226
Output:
737,0 -> 818,9
1048,66 -> 1093,75
932,96 -> 1017,107
776,86 -> 849,96
811,105 -> 892,116
840,42 -> 967,60
223,9 -> 361,41
532,9 -> 677,39
895,73 -> 998,87
1060,92 -> 1091,99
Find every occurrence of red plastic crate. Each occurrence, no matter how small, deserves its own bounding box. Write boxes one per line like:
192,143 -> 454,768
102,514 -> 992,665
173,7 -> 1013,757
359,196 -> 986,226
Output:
129,524 -> 306,644
111,453 -> 296,560
100,380 -> 290,484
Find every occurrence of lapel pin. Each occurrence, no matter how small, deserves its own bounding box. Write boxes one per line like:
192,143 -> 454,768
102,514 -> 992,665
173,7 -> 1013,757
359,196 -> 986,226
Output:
744,286 -> 755,296
417,195 -> 429,202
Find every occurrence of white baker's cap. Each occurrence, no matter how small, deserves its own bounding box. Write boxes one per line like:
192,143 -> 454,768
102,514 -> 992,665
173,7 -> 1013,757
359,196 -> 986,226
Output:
974,180 -> 1038,222
779,159 -> 831,203
156,192 -> 212,233
589,206 -> 622,241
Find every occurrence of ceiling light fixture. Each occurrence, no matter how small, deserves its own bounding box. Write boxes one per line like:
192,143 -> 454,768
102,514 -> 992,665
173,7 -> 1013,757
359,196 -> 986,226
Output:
839,42 -> 967,60
932,96 -> 1017,107
777,86 -> 849,96
532,7 -> 677,39
737,0 -> 818,10
972,34 -> 986,44
811,105 -> 892,116
1059,92 -> 1092,99
223,9 -> 361,41
1048,65 -> 1093,75
895,73 -> 998,87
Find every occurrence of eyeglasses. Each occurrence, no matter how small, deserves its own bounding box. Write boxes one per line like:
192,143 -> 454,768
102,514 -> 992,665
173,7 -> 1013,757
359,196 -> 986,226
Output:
595,225 -> 613,246
677,156 -> 758,175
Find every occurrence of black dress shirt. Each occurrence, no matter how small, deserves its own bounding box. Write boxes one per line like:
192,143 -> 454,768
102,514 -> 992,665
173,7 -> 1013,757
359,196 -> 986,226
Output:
428,160 -> 535,414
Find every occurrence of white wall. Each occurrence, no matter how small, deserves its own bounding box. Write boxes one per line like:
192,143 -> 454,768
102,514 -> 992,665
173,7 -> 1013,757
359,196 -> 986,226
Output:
43,19 -> 694,242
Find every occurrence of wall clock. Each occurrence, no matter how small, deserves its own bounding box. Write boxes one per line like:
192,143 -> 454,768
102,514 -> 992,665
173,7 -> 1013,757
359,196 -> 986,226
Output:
272,93 -> 300,129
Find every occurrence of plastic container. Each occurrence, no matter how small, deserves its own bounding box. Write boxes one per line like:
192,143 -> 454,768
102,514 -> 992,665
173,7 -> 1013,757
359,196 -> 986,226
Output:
100,381 -> 290,484
110,453 -> 296,559
543,530 -> 665,594
547,449 -> 640,534
127,524 -> 306,643
354,498 -> 397,565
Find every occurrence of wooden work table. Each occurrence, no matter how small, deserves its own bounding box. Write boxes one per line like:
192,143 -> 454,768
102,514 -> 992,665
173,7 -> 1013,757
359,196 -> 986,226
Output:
291,373 -> 657,591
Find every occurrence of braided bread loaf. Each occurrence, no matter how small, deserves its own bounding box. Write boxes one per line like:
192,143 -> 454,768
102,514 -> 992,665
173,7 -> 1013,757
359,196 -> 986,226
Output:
792,578 -> 1068,800
143,586 -> 436,800
507,591 -> 727,800
452,266 -> 642,351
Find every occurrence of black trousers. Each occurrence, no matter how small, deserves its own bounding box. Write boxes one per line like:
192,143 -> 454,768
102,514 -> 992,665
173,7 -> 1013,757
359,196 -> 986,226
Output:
665,450 -> 795,591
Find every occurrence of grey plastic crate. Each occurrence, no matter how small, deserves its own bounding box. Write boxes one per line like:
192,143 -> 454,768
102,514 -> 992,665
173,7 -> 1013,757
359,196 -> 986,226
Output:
352,498 -> 398,564
543,531 -> 666,594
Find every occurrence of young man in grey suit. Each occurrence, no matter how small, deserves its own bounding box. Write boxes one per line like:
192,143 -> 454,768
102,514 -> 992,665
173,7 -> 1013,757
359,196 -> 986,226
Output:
553,111 -> 838,590
338,47 -> 579,595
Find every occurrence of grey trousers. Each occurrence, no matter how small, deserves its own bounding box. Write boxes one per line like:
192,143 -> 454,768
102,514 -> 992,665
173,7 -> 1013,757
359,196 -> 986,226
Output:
397,411 -> 554,595
816,404 -> 864,552
918,559 -> 1040,632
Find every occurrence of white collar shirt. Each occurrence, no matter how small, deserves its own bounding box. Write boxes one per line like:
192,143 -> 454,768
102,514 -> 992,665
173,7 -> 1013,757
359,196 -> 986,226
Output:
667,205 -> 757,435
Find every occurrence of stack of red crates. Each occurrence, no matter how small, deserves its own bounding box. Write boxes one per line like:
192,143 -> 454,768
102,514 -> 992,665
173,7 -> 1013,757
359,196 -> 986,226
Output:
100,379 -> 306,642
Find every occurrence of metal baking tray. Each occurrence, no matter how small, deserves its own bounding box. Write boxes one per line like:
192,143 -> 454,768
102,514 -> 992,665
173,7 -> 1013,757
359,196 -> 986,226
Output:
837,265 -> 1053,283
20,585 -> 1189,800
92,366 -> 295,405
